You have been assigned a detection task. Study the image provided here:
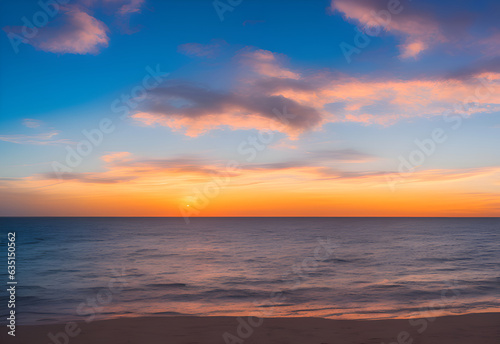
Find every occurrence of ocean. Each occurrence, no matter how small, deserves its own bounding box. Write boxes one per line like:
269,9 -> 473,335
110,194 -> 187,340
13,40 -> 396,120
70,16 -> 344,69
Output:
0,217 -> 499,325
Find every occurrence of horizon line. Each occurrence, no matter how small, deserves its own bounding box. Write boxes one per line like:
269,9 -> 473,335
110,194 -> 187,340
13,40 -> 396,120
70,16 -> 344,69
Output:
1,216 -> 499,218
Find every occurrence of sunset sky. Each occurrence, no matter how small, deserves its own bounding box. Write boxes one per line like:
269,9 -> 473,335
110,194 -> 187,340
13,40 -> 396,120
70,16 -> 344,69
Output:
1,0 -> 499,216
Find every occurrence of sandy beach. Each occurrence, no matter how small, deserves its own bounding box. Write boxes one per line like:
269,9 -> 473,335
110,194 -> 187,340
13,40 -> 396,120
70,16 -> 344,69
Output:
3,312 -> 499,344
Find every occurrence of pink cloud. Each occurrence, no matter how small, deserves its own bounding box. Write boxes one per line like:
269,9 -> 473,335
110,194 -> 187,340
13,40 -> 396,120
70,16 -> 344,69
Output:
101,152 -> 132,163
131,107 -> 310,139
330,0 -> 445,58
239,49 -> 301,79
27,6 -> 109,54
399,40 -> 427,59
270,73 -> 500,125
129,48 -> 500,136
4,0 -> 146,55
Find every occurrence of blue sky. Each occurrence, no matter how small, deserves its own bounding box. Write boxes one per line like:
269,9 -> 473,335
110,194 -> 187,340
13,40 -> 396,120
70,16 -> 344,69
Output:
1,0 -> 499,216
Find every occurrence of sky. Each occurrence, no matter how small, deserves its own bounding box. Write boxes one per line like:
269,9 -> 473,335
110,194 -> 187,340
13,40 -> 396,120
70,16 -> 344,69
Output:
0,0 -> 499,217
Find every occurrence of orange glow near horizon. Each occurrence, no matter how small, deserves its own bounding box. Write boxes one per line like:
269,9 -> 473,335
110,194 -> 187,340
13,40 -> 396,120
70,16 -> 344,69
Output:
1,156 -> 499,217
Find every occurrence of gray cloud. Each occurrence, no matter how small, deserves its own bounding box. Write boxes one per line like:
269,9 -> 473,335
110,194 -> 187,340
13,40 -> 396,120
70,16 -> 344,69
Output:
126,157 -> 221,176
253,77 -> 315,93
242,149 -> 382,179
445,57 -> 500,80
142,82 -> 322,131
331,0 -> 500,58
307,149 -> 376,162
243,160 -> 388,180
41,172 -> 136,184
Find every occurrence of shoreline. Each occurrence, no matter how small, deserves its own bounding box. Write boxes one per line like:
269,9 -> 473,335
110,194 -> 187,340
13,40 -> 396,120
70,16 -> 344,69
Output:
3,312 -> 499,343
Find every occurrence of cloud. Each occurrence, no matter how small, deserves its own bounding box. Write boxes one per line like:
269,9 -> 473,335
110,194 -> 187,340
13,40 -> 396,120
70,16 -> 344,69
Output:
330,0 -> 500,59
253,77 -> 315,93
241,152 -> 382,180
387,167 -> 500,187
476,31 -> 500,57
39,151 -> 380,186
0,131 -> 73,145
9,6 -> 110,55
43,172 -> 136,184
178,40 -> 226,58
316,168 -> 389,180
113,0 -> 145,15
330,0 -> 445,58
101,0 -> 146,33
125,157 -> 222,176
446,57 -> 500,80
239,49 -> 301,79
100,151 -> 132,163
80,0 -> 146,16
2,150 -> 499,217
243,161 -> 310,171
129,49 -> 320,137
263,72 -> 500,125
22,119 -> 42,128
41,154 -> 226,184
41,151 -> 498,187
307,149 -> 376,163
269,140 -> 298,150
399,40 -> 427,59
132,82 -> 322,137
3,0 -> 145,55
243,149 -> 376,169
129,47 -> 500,135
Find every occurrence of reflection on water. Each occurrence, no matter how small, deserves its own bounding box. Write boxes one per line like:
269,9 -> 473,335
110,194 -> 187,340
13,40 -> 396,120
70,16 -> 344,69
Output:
0,217 -> 499,324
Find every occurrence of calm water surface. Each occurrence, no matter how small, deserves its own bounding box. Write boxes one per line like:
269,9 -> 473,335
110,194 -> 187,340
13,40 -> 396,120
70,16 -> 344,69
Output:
0,217 -> 499,324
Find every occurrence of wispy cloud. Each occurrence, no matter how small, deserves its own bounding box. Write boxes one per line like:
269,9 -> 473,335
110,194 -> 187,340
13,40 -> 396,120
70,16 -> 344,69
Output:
178,40 -> 226,58
43,172 -> 137,184
129,46 -> 500,136
1,152 -> 499,216
22,119 -> 43,128
239,48 -> 300,79
330,0 -> 444,58
39,151 -> 382,185
307,149 -> 376,163
0,131 -> 73,145
330,0 -> 500,59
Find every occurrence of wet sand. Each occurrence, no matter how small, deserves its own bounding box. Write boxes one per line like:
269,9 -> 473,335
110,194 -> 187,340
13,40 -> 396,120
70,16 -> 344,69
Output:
3,312 -> 499,344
